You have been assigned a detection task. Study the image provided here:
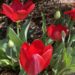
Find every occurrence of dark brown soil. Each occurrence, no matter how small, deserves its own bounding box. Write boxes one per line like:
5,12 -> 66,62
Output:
0,71 -> 17,75
0,66 -> 19,75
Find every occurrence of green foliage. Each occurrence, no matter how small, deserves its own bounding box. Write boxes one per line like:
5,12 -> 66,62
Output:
19,66 -> 27,75
20,19 -> 31,42
7,27 -> 23,50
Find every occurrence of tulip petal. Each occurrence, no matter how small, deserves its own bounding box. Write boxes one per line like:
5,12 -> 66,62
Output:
57,24 -> 69,35
2,4 -> 14,19
23,0 -> 34,9
29,39 -> 44,56
47,24 -> 56,40
27,3 -> 35,14
64,9 -> 75,14
47,24 -> 68,41
23,0 -> 35,14
13,10 -> 27,21
10,0 -> 23,11
47,24 -> 55,36
42,45 -> 53,68
20,42 -> 30,69
27,54 -> 45,75
64,9 -> 75,20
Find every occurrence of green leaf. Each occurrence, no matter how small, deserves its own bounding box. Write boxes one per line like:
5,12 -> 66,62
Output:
63,47 -> 72,67
0,49 -> 7,59
7,27 -> 23,49
69,64 -> 75,72
0,59 -> 11,66
6,47 -> 17,62
19,66 -> 27,75
61,64 -> 75,75
45,38 -> 53,45
20,19 -> 31,42
69,34 -> 75,46
0,39 -> 8,59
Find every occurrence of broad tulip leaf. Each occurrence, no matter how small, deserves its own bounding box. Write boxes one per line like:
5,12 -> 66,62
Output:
7,27 -> 23,49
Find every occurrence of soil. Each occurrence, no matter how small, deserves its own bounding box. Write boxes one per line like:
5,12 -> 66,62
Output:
0,66 -> 19,75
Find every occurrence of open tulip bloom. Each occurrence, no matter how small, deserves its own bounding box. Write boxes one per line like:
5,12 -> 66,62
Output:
64,9 -> 75,20
47,24 -> 69,41
20,39 -> 53,75
0,0 -> 35,22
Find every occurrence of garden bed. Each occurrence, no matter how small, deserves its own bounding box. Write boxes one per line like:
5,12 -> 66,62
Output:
0,0 -> 75,75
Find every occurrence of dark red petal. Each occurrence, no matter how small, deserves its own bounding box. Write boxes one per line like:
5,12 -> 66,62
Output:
43,44 -> 53,53
64,9 -> 75,20
64,9 -> 75,14
10,0 -> 23,11
47,24 -> 55,36
64,10 -> 72,15
29,39 -> 45,56
31,39 -> 45,50
47,24 -> 56,39
20,42 -> 30,68
23,0 -> 35,14
13,10 -> 27,21
42,45 -> 53,68
23,0 -> 34,9
2,4 -> 18,22
26,54 -> 45,75
57,24 -> 69,35
26,3 -> 35,14
2,4 -> 14,19
53,31 -> 62,41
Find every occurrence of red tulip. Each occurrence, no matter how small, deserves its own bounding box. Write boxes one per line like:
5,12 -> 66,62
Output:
1,0 -> 35,22
20,39 -> 53,75
64,9 -> 75,20
47,24 -> 69,41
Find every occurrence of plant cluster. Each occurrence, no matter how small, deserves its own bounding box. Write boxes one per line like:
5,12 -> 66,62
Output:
0,0 -> 75,75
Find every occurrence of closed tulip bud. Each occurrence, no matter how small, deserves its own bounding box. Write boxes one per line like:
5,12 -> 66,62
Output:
54,10 -> 61,19
8,40 -> 14,48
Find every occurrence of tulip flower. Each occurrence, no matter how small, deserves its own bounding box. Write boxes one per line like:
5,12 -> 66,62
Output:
0,0 -> 35,22
47,24 -> 69,41
20,39 -> 53,75
64,9 -> 75,20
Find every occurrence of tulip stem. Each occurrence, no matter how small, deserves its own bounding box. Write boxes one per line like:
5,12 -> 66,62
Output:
16,22 -> 20,37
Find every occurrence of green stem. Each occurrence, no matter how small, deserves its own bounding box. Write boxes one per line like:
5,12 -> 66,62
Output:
16,22 -> 20,37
